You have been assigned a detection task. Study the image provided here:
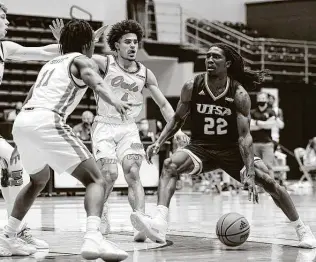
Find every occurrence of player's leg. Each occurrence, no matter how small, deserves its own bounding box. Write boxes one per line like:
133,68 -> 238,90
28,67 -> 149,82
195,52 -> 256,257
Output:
92,122 -> 118,235
0,138 -> 23,218
254,159 -> 316,248
0,120 -> 48,257
96,158 -> 117,235
131,146 -> 203,243
117,123 -> 147,241
44,120 -> 127,261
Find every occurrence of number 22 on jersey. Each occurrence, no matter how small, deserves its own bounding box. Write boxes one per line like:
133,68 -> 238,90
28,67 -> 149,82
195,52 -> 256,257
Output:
204,117 -> 228,135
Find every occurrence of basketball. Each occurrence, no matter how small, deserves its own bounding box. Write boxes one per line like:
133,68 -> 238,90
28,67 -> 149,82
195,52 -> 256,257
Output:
216,212 -> 250,247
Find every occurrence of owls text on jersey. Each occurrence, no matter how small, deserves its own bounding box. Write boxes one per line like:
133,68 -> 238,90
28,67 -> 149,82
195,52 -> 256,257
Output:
24,52 -> 87,119
94,55 -> 147,124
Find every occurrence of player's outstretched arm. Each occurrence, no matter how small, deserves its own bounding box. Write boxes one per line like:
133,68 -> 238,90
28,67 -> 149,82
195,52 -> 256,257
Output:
146,68 -> 174,122
2,41 -> 60,62
72,56 -> 131,119
154,79 -> 193,147
235,85 -> 258,203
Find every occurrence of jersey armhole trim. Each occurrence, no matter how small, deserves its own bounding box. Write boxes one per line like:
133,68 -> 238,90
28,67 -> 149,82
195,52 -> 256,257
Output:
0,42 -> 5,62
103,55 -> 110,79
144,67 -> 148,88
68,55 -> 87,89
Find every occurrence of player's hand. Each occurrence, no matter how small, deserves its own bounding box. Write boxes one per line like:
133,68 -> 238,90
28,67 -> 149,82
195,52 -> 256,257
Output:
49,18 -> 64,41
113,99 -> 131,121
174,130 -> 190,145
241,170 -> 258,204
93,24 -> 108,43
146,143 -> 160,164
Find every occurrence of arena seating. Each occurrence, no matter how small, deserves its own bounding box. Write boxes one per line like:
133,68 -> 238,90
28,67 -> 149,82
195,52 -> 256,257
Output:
0,14 -> 103,126
185,17 -> 316,85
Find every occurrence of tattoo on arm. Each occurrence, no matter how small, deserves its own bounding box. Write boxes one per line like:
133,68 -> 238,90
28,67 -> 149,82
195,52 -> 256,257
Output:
235,86 -> 255,175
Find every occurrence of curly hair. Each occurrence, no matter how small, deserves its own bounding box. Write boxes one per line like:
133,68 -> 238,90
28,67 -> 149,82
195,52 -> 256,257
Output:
0,2 -> 8,13
59,19 -> 93,55
107,20 -> 144,51
210,43 -> 269,90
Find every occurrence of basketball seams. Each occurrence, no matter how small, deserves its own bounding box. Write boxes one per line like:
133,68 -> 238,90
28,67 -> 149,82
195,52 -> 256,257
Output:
220,213 -> 231,237
217,226 -> 250,237
224,217 -> 244,236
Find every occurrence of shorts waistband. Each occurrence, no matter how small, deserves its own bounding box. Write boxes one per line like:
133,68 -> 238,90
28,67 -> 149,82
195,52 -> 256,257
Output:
94,115 -> 135,125
23,107 -> 65,118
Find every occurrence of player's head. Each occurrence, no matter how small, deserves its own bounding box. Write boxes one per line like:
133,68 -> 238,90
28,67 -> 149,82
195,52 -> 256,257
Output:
59,19 -> 94,57
207,43 -> 267,89
256,92 -> 268,108
0,2 -> 9,39
82,110 -> 94,124
107,20 -> 143,61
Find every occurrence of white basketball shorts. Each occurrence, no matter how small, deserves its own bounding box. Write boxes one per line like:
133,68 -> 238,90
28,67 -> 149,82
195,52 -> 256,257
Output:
92,121 -> 145,163
12,109 -> 92,175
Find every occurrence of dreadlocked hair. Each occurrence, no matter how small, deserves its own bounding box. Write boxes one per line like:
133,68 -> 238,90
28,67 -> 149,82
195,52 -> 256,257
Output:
210,43 -> 269,90
59,19 -> 93,55
0,2 -> 7,13
107,20 -> 144,51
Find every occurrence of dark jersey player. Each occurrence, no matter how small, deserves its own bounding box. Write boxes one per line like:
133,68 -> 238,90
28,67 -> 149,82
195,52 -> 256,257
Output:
130,43 -> 316,248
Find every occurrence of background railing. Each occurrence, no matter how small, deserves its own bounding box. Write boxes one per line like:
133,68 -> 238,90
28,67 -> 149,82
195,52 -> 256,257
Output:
144,2 -> 316,84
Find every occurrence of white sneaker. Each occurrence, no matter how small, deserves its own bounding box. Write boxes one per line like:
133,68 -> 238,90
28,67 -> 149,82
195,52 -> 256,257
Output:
18,226 -> 49,249
130,211 -> 167,243
133,229 -> 147,242
99,239 -> 128,261
81,232 -> 128,261
100,202 -> 111,235
296,225 -> 316,248
0,233 -> 36,256
81,232 -> 102,260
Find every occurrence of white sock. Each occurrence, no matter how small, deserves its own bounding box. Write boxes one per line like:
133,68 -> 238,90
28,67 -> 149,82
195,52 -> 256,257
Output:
5,216 -> 22,237
156,205 -> 169,221
291,217 -> 304,229
86,216 -> 101,233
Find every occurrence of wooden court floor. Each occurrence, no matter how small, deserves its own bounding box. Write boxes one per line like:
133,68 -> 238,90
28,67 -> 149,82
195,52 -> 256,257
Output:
0,185 -> 315,261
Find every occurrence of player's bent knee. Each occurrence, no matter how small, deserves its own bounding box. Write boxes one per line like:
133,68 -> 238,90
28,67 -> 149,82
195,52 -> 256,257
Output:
100,168 -> 118,184
124,163 -> 141,184
162,158 -> 178,178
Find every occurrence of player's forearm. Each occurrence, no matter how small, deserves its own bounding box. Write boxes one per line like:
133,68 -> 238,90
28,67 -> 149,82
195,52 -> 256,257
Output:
156,116 -> 184,146
159,103 -> 175,123
257,119 -> 277,129
93,84 -> 118,107
238,133 -> 255,174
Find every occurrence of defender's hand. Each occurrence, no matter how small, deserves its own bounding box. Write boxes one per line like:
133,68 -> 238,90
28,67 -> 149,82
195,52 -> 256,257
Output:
49,18 -> 64,41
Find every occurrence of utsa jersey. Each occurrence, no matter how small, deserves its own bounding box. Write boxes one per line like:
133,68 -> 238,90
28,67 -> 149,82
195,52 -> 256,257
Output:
94,55 -> 147,124
0,42 -> 5,85
24,52 -> 87,120
190,73 -> 240,148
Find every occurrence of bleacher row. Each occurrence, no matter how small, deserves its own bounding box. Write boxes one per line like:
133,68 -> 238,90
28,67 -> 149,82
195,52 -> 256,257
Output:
1,14 -> 102,125
186,18 -> 316,84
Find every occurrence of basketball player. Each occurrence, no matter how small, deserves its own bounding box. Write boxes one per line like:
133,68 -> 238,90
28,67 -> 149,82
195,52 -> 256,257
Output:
0,4 -> 107,249
91,20 -> 188,241
0,20 -> 129,260
130,43 -> 316,248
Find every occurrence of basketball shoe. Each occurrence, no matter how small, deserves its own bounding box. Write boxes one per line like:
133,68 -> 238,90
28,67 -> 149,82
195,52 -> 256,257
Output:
296,225 -> 316,248
130,211 -> 167,243
133,228 -> 147,242
18,225 -> 49,249
0,233 -> 37,256
81,231 -> 128,261
100,202 -> 111,235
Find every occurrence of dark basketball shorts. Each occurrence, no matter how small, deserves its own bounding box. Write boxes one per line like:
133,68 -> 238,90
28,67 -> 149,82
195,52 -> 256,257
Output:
177,143 -> 260,182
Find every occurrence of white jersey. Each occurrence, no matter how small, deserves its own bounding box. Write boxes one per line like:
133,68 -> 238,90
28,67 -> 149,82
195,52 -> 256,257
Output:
24,52 -> 87,119
0,42 -> 5,84
94,55 -> 147,124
